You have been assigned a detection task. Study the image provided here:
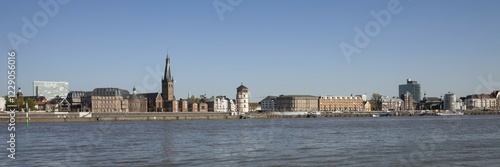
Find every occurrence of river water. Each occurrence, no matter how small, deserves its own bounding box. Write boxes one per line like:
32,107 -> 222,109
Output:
1,115 -> 499,166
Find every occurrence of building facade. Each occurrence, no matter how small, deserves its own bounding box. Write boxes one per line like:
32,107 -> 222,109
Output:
464,94 -> 497,110
81,91 -> 93,112
205,96 -> 235,112
45,95 -> 70,112
493,90 -> 500,110
275,95 -> 318,112
179,99 -> 188,112
380,96 -> 403,111
259,96 -> 277,112
456,99 -> 467,110
84,88 -> 131,112
198,102 -> 208,112
229,99 -> 236,112
0,96 -> 5,112
128,87 -> 147,112
33,81 -> 69,100
236,84 -> 249,113
318,96 -> 363,111
190,103 -> 198,112
402,91 -> 414,110
443,92 -> 457,111
167,100 -> 179,112
66,91 -> 89,112
24,96 -> 47,111
364,101 -> 371,111
399,79 -> 422,102
420,96 -> 442,110
214,96 -> 229,112
139,92 -> 164,112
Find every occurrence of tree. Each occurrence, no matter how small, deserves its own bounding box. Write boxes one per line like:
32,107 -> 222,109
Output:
370,93 -> 382,111
188,95 -> 200,103
16,95 -> 24,111
2,95 -> 35,111
249,103 -> 260,112
4,96 -> 14,110
25,98 -> 36,111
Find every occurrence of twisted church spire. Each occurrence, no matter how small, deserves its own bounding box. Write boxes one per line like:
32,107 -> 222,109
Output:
164,52 -> 173,82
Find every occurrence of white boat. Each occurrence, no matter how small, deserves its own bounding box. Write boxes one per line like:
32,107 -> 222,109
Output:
373,112 -> 390,117
437,112 -> 464,116
306,111 -> 321,118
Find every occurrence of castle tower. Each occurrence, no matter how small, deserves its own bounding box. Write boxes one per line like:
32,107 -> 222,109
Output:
162,53 -> 175,101
236,84 -> 249,113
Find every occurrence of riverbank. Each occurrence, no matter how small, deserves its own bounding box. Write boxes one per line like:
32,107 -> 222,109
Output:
1,110 -> 499,123
0,115 -> 241,123
0,113 -> 241,123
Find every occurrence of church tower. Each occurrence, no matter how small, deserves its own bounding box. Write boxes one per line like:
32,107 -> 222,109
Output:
162,53 -> 175,101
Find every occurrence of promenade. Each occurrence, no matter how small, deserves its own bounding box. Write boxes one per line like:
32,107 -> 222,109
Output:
0,110 -> 499,123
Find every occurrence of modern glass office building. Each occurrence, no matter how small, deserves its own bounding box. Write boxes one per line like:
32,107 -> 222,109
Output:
33,81 -> 70,100
398,79 -> 422,102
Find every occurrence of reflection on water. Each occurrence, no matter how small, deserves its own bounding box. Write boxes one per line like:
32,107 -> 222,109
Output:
1,116 -> 500,166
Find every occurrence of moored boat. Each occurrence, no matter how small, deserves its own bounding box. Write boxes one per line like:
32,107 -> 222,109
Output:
437,111 -> 464,116
373,112 -> 390,117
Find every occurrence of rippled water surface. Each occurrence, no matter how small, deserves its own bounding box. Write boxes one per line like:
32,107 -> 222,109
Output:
1,115 -> 500,166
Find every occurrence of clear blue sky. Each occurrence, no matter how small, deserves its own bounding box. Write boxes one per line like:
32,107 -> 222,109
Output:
1,0 -> 499,101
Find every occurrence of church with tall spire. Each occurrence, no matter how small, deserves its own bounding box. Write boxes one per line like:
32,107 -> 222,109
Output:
161,52 -> 179,112
162,52 -> 175,101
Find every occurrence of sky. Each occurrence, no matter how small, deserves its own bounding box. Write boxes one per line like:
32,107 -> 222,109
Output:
1,0 -> 499,101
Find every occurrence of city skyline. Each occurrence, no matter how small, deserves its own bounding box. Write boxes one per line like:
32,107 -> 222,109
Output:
1,0 -> 500,100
